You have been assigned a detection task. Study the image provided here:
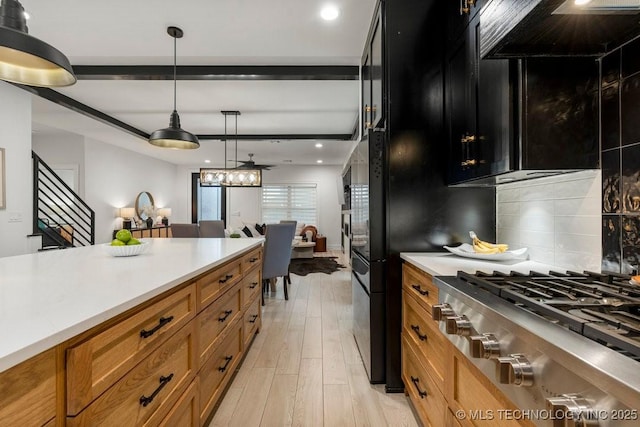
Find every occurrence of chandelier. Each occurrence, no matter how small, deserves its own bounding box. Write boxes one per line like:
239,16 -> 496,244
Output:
200,111 -> 262,187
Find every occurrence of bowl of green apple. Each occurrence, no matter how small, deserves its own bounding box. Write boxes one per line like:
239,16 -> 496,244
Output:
104,229 -> 150,257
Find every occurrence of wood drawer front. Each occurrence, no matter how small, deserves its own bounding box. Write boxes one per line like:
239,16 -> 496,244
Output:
198,282 -> 242,366
402,290 -> 446,389
402,263 -> 438,312
242,268 -> 261,308
402,336 -> 446,427
241,246 -> 262,274
447,348 -> 534,427
67,322 -> 196,427
158,378 -> 199,427
0,349 -> 56,426
199,320 -> 243,424
197,260 -> 242,310
243,295 -> 261,347
66,284 -> 196,415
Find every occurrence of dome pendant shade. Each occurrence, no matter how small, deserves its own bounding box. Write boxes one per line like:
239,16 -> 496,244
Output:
0,0 -> 76,87
148,110 -> 200,149
148,26 -> 199,150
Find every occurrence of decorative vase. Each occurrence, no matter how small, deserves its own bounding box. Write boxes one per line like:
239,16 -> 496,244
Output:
146,217 -> 154,228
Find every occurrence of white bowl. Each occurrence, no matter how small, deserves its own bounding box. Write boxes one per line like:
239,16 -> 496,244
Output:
103,241 -> 150,257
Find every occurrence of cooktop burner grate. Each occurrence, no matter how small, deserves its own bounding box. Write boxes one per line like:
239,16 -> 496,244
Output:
457,270 -> 640,359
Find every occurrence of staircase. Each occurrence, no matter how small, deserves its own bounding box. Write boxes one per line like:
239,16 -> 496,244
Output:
32,151 -> 95,250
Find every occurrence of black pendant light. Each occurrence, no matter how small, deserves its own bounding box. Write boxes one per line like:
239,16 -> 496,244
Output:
148,26 -> 199,150
0,0 -> 76,87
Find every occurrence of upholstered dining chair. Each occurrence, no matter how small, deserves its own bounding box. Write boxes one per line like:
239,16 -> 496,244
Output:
199,220 -> 225,238
262,223 -> 296,305
171,223 -> 200,238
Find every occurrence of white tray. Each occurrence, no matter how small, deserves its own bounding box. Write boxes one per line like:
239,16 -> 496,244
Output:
443,243 -> 528,261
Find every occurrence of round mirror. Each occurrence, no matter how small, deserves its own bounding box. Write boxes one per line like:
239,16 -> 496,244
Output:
135,191 -> 155,221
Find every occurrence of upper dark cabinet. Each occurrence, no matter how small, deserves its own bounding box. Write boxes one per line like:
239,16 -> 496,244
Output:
446,0 -> 485,43
362,4 -> 383,133
481,0 -> 640,58
446,14 -> 515,184
446,12 -> 599,186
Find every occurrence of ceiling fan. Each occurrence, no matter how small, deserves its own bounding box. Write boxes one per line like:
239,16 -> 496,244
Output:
232,153 -> 275,170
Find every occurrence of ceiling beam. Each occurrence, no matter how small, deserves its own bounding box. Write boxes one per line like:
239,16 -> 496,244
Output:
22,85 -> 354,141
197,134 -> 353,141
72,65 -> 359,81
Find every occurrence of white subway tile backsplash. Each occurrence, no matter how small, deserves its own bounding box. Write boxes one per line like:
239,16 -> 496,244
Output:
496,171 -> 601,271
554,216 -> 601,236
498,201 -> 519,215
521,230 -> 555,249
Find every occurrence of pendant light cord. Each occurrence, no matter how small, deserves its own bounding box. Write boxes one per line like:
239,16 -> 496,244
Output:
224,114 -> 228,171
235,114 -> 238,168
173,35 -> 177,111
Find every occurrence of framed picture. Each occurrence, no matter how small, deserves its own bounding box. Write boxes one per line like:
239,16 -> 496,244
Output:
0,148 -> 4,209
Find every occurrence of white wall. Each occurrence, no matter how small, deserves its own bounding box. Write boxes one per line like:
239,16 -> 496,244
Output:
496,170 -> 601,271
0,83 -> 35,257
84,138 -> 177,244
32,133 -> 86,198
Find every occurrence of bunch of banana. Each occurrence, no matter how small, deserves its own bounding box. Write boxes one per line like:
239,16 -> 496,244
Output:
469,231 -> 508,254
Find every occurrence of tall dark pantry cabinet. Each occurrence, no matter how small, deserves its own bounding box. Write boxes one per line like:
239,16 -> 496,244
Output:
351,0 -> 496,391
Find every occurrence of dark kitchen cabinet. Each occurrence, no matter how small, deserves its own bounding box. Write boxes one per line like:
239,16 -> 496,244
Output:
446,13 -> 514,184
362,5 -> 383,133
446,0 -> 485,43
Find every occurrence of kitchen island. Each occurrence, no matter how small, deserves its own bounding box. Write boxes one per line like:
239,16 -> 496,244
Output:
0,238 -> 264,426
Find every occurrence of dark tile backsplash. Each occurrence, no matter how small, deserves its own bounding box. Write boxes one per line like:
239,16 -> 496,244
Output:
602,37 -> 640,272
602,149 -> 620,213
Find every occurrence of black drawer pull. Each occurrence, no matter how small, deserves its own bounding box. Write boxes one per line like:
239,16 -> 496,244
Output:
218,355 -> 233,372
249,314 -> 258,323
139,373 -> 174,407
411,284 -> 429,296
410,376 -> 427,398
140,316 -> 174,339
219,274 -> 234,284
249,282 -> 259,289
218,310 -> 233,322
249,257 -> 259,263
410,324 -> 427,341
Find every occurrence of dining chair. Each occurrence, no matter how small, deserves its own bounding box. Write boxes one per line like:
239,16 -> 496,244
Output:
262,223 -> 296,305
171,223 -> 200,238
199,220 -> 225,238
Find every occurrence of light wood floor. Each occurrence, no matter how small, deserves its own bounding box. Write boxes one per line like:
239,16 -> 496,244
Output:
208,251 -> 419,427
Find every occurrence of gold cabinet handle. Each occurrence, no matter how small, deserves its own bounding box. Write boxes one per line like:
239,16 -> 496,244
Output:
365,105 -> 372,113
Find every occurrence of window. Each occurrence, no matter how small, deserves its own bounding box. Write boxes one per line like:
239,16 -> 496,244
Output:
262,184 -> 317,225
191,173 -> 226,224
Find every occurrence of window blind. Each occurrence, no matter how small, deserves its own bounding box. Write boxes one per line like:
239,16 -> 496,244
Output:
262,184 -> 318,225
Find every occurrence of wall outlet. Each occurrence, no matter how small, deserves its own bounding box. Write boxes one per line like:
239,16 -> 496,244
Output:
8,212 -> 23,223
232,211 -> 241,216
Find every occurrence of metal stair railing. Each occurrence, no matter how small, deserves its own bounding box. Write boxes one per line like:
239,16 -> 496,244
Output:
32,151 -> 95,249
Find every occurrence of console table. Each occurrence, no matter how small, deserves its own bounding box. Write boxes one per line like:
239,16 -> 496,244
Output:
113,225 -> 172,239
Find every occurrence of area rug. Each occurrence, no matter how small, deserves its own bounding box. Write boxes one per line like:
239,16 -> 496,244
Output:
289,256 -> 346,276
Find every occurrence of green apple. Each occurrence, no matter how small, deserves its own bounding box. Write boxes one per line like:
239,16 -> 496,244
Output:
111,239 -> 126,246
115,229 -> 132,243
127,238 -> 141,245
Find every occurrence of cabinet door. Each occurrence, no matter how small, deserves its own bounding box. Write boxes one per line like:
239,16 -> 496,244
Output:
362,52 -> 372,133
370,10 -> 383,129
446,20 -> 476,184
447,0 -> 485,43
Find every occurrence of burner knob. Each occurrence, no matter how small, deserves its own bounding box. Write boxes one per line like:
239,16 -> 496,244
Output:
546,394 -> 599,427
497,354 -> 534,387
445,315 -> 472,336
469,334 -> 500,359
432,303 -> 455,321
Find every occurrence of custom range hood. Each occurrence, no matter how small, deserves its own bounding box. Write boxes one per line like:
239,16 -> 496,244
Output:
481,0 -> 640,58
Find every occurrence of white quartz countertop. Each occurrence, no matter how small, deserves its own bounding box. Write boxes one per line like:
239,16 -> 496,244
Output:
400,252 -> 565,277
0,238 -> 263,373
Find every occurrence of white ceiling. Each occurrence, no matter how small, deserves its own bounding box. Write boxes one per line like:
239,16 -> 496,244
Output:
24,0 -> 376,166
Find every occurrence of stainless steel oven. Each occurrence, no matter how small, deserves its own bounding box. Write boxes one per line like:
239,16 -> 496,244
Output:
434,271 -> 640,426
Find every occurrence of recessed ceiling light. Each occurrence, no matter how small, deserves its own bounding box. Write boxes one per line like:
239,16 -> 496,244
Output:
320,5 -> 339,21
317,159 -> 323,164
204,159 -> 211,163
574,0 -> 591,5
315,143 -> 323,148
